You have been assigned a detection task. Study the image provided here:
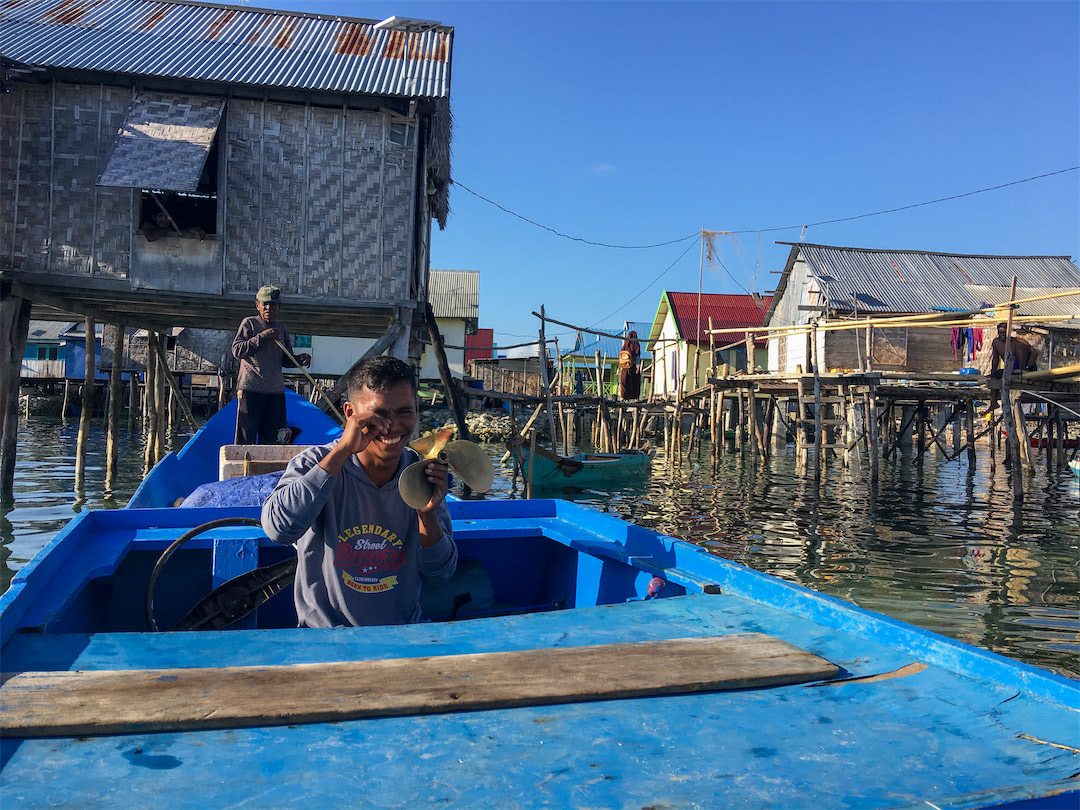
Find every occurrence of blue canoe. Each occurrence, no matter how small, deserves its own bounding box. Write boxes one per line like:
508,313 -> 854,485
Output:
1,400 -> 1078,808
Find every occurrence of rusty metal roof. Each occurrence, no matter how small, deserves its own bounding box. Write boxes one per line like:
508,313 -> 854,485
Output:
768,243 -> 1080,318
0,0 -> 453,98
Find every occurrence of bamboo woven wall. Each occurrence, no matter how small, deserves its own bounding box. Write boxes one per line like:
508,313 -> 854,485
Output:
0,82 -> 135,278
223,99 -> 416,302
2,81 -> 419,307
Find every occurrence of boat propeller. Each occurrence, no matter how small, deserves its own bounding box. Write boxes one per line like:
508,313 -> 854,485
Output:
399,426 -> 495,509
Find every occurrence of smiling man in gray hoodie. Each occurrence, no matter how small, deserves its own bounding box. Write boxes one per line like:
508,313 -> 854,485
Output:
261,356 -> 456,628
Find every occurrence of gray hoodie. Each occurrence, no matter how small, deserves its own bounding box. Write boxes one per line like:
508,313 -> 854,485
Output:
261,441 -> 457,627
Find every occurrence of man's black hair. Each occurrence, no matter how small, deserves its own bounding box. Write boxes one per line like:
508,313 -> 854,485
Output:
346,356 -> 416,398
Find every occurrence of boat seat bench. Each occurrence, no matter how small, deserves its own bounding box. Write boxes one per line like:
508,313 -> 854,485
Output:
0,634 -> 839,738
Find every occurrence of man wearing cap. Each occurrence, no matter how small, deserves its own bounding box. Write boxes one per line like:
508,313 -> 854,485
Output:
231,285 -> 311,444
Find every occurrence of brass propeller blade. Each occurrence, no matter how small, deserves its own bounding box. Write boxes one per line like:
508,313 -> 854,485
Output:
409,426 -> 453,459
444,440 -> 495,494
399,458 -> 438,509
401,429 -> 495,507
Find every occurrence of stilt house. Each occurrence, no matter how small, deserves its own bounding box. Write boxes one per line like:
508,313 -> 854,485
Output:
1,0 -> 454,345
646,292 -> 773,397
763,243 -> 1080,374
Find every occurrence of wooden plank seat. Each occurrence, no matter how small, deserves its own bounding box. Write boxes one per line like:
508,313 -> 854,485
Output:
218,444 -> 316,480
0,634 -> 838,738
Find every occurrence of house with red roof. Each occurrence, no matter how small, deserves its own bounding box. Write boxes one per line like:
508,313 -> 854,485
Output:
646,292 -> 772,397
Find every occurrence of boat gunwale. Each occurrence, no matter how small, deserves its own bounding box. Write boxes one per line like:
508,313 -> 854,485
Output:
3,498 -> 1078,708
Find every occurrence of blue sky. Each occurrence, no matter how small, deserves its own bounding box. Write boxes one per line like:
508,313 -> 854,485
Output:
254,0 -> 1078,348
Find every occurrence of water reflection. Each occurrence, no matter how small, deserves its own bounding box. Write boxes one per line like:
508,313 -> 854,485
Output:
3,420 -> 1077,679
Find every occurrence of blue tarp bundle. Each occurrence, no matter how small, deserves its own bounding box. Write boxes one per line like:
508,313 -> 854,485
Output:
181,472 -> 284,508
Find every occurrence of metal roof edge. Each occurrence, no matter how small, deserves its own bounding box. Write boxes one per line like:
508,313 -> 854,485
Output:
762,244 -> 802,323
775,242 -> 1075,261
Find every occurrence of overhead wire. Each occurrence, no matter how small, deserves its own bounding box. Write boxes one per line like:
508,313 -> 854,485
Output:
454,167 -> 1078,247
457,166 -> 1077,337
587,239 -> 700,330
451,181 -> 699,249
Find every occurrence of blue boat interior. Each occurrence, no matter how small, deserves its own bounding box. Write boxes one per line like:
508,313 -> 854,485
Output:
3,394 -> 1078,809
1,498 -> 699,647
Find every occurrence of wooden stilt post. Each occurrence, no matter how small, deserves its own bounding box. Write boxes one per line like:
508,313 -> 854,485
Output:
811,324 -> 823,480
154,334 -> 166,463
62,379 -> 70,420
423,304 -> 471,444
128,339 -> 138,432
74,316 -> 96,492
868,389 -> 880,480
966,399 -> 977,466
143,334 -> 158,475
1055,410 -> 1065,470
1000,277 -> 1023,502
537,307 -> 558,453
0,293 -> 32,503
106,323 -> 125,492
795,372 -> 807,473
149,335 -> 198,432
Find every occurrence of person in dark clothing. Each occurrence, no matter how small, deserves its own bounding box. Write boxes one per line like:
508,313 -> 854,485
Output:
619,330 -> 642,400
231,285 -> 311,444
985,321 -> 1038,413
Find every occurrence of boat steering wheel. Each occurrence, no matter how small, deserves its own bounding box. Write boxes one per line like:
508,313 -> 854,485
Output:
145,517 -> 296,632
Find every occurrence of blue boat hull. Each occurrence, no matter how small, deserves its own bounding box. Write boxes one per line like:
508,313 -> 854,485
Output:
1,405 -> 1077,807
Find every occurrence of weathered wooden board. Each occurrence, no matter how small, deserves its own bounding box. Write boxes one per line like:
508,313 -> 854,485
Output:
0,634 -> 837,738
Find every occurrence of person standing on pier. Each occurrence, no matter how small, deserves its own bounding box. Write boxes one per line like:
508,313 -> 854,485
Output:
231,285 -> 311,444
619,330 -> 642,400
984,321 -> 1038,414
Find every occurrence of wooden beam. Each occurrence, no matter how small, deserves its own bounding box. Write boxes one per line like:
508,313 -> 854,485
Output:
424,303 -> 471,443
320,319 -> 404,411
0,635 -> 838,738
149,334 -> 199,432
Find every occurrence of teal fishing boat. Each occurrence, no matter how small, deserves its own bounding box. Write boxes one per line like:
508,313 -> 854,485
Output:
1,398 -> 1077,808
512,443 -> 653,490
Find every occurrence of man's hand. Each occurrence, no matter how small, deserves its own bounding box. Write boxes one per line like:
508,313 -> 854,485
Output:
298,352 -> 312,367
417,461 -> 449,514
416,461 -> 449,547
259,327 -> 280,342
319,409 -> 392,475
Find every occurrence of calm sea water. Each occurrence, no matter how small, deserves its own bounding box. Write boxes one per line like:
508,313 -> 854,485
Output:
3,416 -> 1078,679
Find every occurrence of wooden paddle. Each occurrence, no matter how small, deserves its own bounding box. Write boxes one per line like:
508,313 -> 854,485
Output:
274,338 -> 345,425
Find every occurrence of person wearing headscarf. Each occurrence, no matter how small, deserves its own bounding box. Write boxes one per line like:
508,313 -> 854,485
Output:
619,330 -> 641,400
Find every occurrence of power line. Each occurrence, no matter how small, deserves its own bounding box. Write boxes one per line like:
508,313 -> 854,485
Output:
452,181 -> 700,249
587,239 -> 700,329
455,167 -> 1078,248
730,167 -> 1079,234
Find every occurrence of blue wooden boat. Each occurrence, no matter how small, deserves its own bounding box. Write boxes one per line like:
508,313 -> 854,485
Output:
512,442 -> 653,491
1,398 -> 1078,808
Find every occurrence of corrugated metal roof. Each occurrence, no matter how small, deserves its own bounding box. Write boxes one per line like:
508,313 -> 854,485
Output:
567,322 -> 651,362
0,0 -> 453,98
27,320 -> 68,341
965,286 -> 1080,318
663,292 -> 773,345
428,269 -> 477,320
776,243 -> 1080,315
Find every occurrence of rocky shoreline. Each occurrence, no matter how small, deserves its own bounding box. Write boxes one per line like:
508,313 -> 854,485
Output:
418,406 -> 547,445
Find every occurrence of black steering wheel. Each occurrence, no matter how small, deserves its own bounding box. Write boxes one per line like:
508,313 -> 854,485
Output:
145,517 -> 296,632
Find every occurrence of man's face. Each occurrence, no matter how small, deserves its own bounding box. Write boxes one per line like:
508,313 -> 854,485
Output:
154,212 -> 170,228
346,381 -> 418,465
256,300 -> 280,321
997,325 -> 1007,338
